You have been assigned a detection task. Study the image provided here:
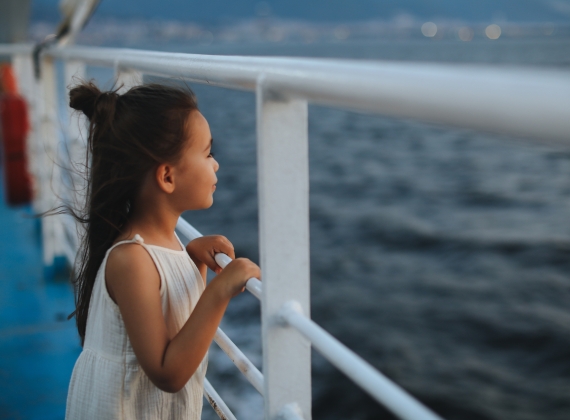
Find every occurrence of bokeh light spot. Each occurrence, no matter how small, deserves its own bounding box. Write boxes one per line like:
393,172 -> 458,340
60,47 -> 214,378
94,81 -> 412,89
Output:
485,24 -> 502,40
458,27 -> 474,41
421,22 -> 438,38
334,25 -> 350,40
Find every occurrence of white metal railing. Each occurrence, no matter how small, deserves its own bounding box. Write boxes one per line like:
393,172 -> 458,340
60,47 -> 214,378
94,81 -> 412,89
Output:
178,218 -> 442,420
2,40 -> 569,420
204,378 -> 238,420
278,302 -> 441,420
43,45 -> 570,143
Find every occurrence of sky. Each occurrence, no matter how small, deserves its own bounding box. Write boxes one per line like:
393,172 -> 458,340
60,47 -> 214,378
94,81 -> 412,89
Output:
31,0 -> 570,23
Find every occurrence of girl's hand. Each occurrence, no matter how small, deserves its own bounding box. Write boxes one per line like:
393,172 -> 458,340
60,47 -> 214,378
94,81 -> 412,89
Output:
186,235 -> 235,274
211,258 -> 261,298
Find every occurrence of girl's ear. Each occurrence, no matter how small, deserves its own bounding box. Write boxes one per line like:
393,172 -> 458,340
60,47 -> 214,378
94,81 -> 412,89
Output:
155,163 -> 175,194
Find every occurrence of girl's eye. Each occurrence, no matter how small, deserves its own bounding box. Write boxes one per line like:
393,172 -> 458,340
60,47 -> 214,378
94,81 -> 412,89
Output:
208,151 -> 215,158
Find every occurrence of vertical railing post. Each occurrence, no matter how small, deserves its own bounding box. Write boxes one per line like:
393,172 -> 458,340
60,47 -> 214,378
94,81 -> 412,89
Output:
257,77 -> 311,419
63,60 -> 87,254
64,61 -> 87,190
12,52 -> 41,211
38,56 -> 66,275
115,67 -> 142,93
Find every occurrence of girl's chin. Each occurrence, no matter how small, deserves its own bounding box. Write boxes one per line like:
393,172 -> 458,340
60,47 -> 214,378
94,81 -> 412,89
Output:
185,198 -> 214,211
202,197 -> 214,209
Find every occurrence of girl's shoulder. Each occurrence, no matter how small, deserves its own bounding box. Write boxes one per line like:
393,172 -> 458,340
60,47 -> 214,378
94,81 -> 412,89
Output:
105,240 -> 161,304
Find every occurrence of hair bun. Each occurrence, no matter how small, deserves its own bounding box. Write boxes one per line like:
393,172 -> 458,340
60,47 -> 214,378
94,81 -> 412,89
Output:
69,81 -> 118,122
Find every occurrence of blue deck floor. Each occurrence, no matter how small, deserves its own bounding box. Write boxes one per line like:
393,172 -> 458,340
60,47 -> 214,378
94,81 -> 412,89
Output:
0,174 -> 80,419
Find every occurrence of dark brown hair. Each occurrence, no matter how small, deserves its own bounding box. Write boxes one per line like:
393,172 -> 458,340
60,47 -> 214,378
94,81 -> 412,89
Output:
68,81 -> 198,345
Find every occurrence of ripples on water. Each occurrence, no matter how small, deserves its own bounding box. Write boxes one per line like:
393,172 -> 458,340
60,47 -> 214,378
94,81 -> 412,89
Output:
92,37 -> 570,419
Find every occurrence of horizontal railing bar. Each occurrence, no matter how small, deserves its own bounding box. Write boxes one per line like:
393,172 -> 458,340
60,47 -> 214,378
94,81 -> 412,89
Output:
176,218 -> 262,299
203,378 -> 238,420
175,216 -> 203,240
214,327 -> 264,395
247,280 -> 262,300
0,43 -> 34,55
41,44 -> 570,143
278,301 -> 443,420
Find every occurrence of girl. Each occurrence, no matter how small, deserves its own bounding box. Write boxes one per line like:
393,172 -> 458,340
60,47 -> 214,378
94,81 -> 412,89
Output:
65,82 -> 260,419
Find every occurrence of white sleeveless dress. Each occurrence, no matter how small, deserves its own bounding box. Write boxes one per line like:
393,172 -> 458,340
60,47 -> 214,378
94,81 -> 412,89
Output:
66,233 -> 208,420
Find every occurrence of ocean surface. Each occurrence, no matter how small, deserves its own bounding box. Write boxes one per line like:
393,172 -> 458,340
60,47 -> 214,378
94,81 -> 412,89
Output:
87,37 -> 570,420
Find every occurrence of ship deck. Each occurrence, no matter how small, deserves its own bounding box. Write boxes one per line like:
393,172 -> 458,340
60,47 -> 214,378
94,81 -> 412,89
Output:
0,171 -> 80,419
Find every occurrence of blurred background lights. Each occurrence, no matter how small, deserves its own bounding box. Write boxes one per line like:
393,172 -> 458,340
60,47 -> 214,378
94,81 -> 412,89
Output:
421,21 -> 438,37
485,24 -> 502,39
267,27 -> 284,42
458,26 -> 474,41
334,25 -> 350,40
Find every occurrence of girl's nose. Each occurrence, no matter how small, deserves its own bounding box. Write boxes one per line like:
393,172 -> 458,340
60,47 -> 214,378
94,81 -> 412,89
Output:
214,159 -> 220,172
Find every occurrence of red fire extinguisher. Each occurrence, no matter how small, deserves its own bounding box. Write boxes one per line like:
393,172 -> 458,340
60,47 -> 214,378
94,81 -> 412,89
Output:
0,64 -> 33,205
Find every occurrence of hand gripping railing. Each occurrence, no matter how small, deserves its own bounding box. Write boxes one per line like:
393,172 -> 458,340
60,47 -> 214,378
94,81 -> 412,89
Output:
175,218 -> 264,392
175,219 -> 262,299
175,218 -> 264,416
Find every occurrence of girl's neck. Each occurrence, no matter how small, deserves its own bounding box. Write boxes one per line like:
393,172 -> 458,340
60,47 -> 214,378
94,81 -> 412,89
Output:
118,201 -> 182,250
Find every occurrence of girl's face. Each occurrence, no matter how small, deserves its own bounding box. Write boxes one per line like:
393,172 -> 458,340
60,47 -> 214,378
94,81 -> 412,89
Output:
174,110 -> 219,210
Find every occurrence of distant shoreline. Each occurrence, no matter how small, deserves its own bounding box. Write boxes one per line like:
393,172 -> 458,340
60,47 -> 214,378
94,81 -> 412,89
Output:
28,17 -> 570,47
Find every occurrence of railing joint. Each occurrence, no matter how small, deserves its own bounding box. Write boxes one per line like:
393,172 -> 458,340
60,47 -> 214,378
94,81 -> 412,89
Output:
275,300 -> 304,327
275,403 -> 305,420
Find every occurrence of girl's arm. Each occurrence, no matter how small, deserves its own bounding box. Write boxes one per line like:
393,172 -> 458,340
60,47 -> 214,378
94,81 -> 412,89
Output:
106,243 -> 259,393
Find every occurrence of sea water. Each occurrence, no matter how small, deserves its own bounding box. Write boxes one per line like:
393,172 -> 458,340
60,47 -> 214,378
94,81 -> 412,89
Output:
86,37 -> 570,420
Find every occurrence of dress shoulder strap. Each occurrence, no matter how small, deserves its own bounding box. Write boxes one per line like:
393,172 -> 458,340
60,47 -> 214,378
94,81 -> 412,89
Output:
106,233 -> 146,255
174,231 -> 186,250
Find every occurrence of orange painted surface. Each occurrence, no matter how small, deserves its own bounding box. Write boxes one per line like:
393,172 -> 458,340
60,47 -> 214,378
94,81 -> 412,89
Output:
0,64 -> 19,95
1,94 -> 32,205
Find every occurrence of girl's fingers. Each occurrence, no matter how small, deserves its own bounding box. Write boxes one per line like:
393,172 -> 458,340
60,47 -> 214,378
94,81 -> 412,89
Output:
225,239 -> 236,260
189,236 -> 235,271
201,252 -> 220,273
217,238 -> 235,260
227,248 -> 236,260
